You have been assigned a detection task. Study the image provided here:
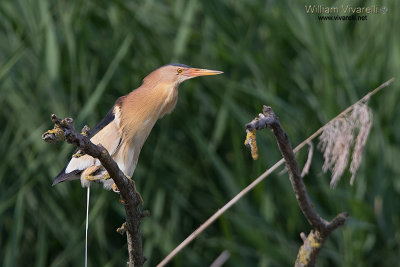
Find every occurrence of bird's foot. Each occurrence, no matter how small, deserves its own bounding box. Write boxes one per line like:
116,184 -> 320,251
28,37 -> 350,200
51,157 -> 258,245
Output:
111,183 -> 120,193
85,175 -> 97,181
85,171 -> 110,181
111,175 -> 131,193
103,172 -> 111,180
112,176 -> 143,205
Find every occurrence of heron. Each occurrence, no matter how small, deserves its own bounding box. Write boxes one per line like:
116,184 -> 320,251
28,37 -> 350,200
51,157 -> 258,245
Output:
53,63 -> 223,190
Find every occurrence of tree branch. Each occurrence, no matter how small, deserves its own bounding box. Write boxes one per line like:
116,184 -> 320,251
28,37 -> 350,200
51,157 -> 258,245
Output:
42,114 -> 146,266
246,106 -> 348,266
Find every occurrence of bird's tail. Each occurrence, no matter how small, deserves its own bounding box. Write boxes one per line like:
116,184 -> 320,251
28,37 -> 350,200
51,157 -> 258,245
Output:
85,185 -> 90,267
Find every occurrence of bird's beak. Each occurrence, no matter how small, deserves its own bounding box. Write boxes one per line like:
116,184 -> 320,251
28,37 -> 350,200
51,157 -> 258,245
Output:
187,68 -> 223,77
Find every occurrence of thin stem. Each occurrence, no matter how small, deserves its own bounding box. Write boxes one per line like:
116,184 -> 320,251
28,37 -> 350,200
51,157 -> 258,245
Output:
85,185 -> 90,267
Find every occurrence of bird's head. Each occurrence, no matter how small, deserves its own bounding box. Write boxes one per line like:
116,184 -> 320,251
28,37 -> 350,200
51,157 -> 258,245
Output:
143,63 -> 223,87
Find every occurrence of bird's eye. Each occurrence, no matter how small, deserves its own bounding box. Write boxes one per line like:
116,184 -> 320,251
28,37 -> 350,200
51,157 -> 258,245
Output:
177,68 -> 183,74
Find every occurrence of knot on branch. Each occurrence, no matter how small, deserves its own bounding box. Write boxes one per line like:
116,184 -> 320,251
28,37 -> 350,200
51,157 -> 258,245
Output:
81,125 -> 90,136
42,114 -> 84,148
42,114 -> 72,143
324,212 -> 349,236
245,105 -> 278,131
42,125 -> 65,143
117,222 -> 127,235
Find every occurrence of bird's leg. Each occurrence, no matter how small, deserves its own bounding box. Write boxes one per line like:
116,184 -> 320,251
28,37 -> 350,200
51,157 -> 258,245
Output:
85,172 -> 110,181
84,166 -> 110,181
112,176 -> 143,205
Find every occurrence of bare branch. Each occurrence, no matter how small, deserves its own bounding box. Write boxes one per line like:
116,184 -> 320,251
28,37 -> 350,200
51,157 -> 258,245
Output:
246,106 -> 348,265
210,250 -> 231,267
42,114 -> 146,266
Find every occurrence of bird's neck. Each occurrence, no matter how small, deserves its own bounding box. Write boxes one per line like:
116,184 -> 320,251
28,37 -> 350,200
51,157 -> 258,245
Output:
120,83 -> 179,141
157,83 -> 179,118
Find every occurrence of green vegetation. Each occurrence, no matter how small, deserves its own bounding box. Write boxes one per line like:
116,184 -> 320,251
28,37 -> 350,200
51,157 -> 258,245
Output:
1,0 -> 399,266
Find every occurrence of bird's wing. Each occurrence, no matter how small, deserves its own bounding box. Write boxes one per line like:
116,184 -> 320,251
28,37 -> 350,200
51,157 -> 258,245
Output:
52,106 -> 122,186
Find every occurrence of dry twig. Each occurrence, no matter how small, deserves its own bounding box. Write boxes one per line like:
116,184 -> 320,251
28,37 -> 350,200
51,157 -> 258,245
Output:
210,250 -> 231,267
246,106 -> 348,266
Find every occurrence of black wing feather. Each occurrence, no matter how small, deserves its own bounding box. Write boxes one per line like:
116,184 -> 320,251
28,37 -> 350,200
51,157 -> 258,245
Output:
86,107 -> 115,138
52,167 -> 81,186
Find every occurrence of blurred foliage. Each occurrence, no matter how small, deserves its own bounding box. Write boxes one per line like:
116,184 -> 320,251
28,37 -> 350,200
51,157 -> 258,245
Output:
1,0 -> 399,266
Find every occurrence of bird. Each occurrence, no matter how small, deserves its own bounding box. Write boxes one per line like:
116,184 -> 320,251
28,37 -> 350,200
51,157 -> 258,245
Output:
52,63 -> 223,190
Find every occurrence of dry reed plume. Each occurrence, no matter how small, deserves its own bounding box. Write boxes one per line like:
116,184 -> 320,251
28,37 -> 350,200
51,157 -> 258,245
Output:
318,103 -> 372,188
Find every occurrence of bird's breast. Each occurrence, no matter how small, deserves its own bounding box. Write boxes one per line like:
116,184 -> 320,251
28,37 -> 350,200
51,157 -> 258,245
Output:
116,84 -> 179,176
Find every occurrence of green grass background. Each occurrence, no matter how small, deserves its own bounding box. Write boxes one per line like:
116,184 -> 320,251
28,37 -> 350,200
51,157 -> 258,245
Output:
1,0 -> 399,266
